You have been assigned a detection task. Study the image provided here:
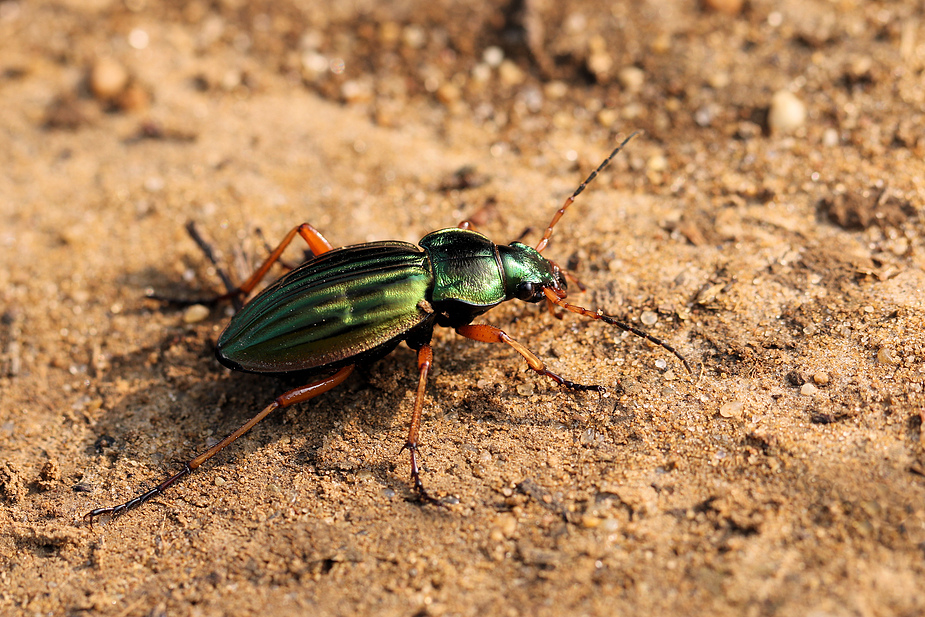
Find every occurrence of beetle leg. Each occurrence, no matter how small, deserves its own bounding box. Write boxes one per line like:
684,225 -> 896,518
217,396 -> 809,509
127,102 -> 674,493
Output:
545,297 -> 564,320
255,227 -> 310,272
185,221 -> 239,298
561,268 -> 587,292
401,343 -> 442,505
84,366 -> 354,523
455,324 -> 605,394
162,223 -> 335,307
234,223 -> 335,297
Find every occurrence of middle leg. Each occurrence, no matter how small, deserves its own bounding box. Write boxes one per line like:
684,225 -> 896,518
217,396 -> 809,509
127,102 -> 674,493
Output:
401,343 -> 442,505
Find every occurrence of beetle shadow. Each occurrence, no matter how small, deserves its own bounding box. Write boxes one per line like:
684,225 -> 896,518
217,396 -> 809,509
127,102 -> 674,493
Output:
80,294 -> 422,514
86,268 -> 621,513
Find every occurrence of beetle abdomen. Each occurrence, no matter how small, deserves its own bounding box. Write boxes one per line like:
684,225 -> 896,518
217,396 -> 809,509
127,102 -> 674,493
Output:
216,242 -> 434,373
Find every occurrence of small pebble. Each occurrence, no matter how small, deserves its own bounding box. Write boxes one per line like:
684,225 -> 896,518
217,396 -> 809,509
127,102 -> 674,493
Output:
183,304 -> 210,324
646,155 -> 668,173
706,72 -> 730,89
470,63 -> 491,83
694,105 -> 716,127
580,514 -> 602,529
301,51 -> 328,80
116,83 -> 150,112
436,83 -> 461,106
494,514 -> 518,537
617,66 -> 645,93
401,25 -> 426,49
719,401 -> 744,418
588,51 -> 613,81
341,79 -> 373,104
877,347 -> 899,365
599,517 -> 620,533
377,22 -> 400,45
498,60 -> 525,86
544,81 -> 568,100
596,108 -> 618,128
640,310 -> 658,326
579,428 -> 600,445
800,383 -> 818,396
650,33 -> 671,54
90,58 -> 129,100
768,90 -> 807,133
813,371 -> 830,386
621,102 -> 643,120
483,46 -> 504,68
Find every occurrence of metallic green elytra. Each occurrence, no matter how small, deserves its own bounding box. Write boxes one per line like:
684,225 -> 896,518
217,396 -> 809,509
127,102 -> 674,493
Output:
85,132 -> 691,521
216,242 -> 434,374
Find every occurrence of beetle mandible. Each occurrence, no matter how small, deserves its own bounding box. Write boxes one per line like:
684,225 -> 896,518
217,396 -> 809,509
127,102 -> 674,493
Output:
85,131 -> 691,521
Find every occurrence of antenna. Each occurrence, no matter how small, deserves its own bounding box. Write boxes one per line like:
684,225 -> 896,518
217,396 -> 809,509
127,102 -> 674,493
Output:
543,288 -> 692,376
535,131 -> 642,253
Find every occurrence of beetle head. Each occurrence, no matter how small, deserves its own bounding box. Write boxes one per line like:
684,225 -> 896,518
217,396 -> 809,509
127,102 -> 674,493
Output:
499,241 -> 567,303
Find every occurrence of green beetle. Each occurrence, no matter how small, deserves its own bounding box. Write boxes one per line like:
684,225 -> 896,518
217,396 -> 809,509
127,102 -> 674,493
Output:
86,132 -> 690,521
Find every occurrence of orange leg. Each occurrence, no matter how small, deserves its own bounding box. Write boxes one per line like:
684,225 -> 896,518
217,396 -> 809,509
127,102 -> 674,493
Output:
234,223 -> 335,297
85,366 -> 354,522
401,344 -> 442,504
178,222 -> 334,308
455,324 -> 604,393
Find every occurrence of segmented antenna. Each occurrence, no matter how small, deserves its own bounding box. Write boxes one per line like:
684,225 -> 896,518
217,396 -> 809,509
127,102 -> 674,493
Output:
535,131 -> 642,254
542,287 -> 692,376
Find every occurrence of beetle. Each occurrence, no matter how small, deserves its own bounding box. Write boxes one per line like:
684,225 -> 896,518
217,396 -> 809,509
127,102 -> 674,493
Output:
85,132 -> 690,521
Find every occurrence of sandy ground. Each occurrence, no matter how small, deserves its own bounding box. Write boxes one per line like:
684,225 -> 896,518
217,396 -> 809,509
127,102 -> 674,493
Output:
2,1 -> 925,615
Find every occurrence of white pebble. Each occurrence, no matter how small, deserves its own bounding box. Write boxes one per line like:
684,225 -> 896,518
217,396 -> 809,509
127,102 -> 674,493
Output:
483,46 -> 504,68
768,90 -> 806,133
877,347 -> 899,365
90,58 -> 129,100
618,66 -> 645,93
183,304 -> 210,324
719,401 -> 744,418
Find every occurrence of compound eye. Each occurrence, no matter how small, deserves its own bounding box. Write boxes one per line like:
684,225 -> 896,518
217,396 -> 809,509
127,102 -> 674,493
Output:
515,281 -> 537,301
